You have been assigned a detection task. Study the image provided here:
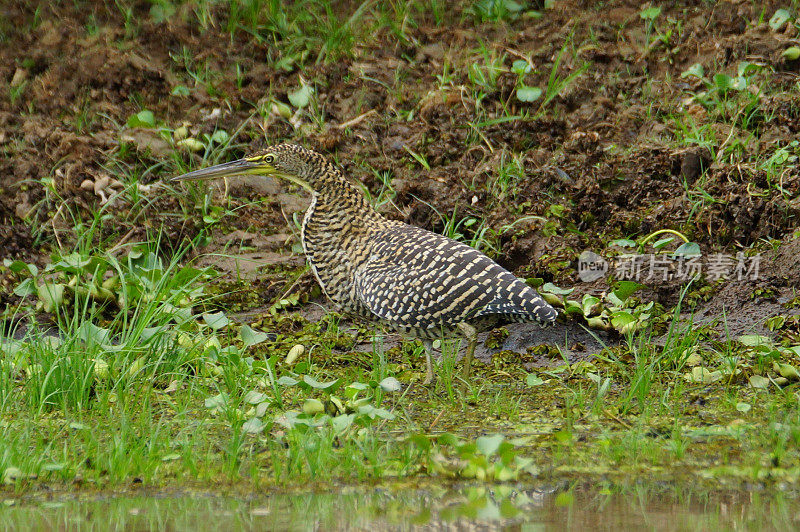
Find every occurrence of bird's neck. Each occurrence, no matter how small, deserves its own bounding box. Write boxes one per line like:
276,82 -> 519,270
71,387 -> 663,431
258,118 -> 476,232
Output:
306,176 -> 385,230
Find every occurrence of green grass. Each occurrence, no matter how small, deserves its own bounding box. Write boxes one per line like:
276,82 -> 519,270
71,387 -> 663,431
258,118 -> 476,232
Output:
2,0 -> 800,499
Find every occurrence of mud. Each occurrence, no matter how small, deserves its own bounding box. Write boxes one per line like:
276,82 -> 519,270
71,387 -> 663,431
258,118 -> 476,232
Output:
1,1 -> 799,341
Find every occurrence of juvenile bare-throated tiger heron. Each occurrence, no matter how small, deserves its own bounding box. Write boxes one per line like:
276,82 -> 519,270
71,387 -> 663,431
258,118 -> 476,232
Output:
173,144 -> 557,383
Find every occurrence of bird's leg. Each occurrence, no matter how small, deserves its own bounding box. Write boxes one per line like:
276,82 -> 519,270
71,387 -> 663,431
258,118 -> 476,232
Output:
456,322 -> 478,379
422,339 -> 435,385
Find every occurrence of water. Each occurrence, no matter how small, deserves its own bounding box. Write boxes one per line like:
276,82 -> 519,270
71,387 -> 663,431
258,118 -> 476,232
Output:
1,483 -> 798,531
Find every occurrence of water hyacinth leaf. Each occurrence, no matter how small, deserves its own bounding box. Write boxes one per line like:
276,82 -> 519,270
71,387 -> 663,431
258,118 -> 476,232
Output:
204,393 -> 228,409
36,282 -> 65,313
526,373 -> 545,386
610,311 -> 636,332
255,402 -> 269,417
244,390 -> 268,404
639,6 -> 661,20
748,375 -> 770,389
541,282 -> 574,296
652,237 -> 674,250
240,324 -> 269,347
681,63 -> 704,78
13,278 -> 36,297
769,8 -> 792,31
302,375 -> 340,391
126,109 -> 156,128
202,311 -> 229,331
783,46 -> 800,60
673,242 -> 701,257
476,434 -> 505,456
379,376 -> 402,392
302,398 -> 325,415
738,335 -> 772,347
242,417 -> 265,434
516,85 -> 542,102
356,404 -> 395,420
276,376 -> 299,387
288,84 -> 313,108
331,414 -> 355,434
774,362 -> 800,380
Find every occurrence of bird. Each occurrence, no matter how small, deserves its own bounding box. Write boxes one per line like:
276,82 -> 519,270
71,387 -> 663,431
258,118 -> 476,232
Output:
172,144 -> 557,384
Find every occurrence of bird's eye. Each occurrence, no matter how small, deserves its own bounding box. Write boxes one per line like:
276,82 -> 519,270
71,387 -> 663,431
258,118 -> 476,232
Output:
263,154 -> 274,164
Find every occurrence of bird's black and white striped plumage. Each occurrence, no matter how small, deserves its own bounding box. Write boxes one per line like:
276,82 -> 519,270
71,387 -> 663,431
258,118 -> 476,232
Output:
173,143 -> 557,381
354,224 -> 557,338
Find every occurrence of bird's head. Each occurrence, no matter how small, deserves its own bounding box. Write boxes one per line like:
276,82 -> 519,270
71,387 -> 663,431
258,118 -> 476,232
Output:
172,143 -> 337,192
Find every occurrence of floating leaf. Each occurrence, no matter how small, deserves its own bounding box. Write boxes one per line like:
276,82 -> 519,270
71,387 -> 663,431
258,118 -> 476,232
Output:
516,85 -> 542,102
202,311 -> 229,331
302,375 -> 340,391
379,376 -> 402,392
240,324 -> 269,347
244,390 -> 268,404
126,110 -> 156,128
302,399 -> 325,415
526,373 -> 544,386
288,85 -> 313,108
541,282 -> 574,296
204,393 -> 227,409
673,242 -> 701,257
783,47 -> 800,60
476,434 -> 505,456
769,8 -> 792,31
681,63 -> 705,79
242,417 -> 265,434
639,6 -> 661,20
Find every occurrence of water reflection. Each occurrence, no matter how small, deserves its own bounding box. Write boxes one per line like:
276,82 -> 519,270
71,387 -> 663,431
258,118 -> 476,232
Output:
1,483 -> 798,530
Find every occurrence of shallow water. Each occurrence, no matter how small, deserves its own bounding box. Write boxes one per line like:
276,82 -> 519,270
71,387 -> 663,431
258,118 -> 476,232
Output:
1,483 -> 798,531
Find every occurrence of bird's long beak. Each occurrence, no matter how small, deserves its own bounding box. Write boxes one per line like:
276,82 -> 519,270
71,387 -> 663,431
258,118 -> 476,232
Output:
171,158 -> 268,182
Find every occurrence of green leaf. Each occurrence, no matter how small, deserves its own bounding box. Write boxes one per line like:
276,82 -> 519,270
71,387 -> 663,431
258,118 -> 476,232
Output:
612,280 -> 645,300
526,373 -> 545,386
13,278 -> 36,297
240,324 -> 269,347
516,85 -> 542,102
476,434 -> 505,456
202,311 -> 229,331
243,390 -> 268,404
609,238 -> 636,248
204,393 -> 227,409
242,417 -> 265,434
276,376 -> 299,386
379,376 -> 402,392
769,8 -> 793,31
126,109 -> 156,128
748,375 -> 770,389
738,335 -> 772,347
735,402 -> 751,413
652,237 -> 674,250
302,375 -> 340,391
681,63 -> 705,79
171,85 -> 190,97
639,6 -> 661,20
783,46 -> 800,61
673,242 -> 701,257
36,283 -> 65,313
541,282 -> 574,296
288,85 -> 313,108
209,130 -> 230,144
511,59 -> 531,76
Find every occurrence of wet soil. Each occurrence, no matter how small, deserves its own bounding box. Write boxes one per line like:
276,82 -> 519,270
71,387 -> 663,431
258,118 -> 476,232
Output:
1,1 -> 799,339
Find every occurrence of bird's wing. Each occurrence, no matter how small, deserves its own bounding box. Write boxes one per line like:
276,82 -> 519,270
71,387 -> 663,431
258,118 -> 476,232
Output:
353,224 -> 557,329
